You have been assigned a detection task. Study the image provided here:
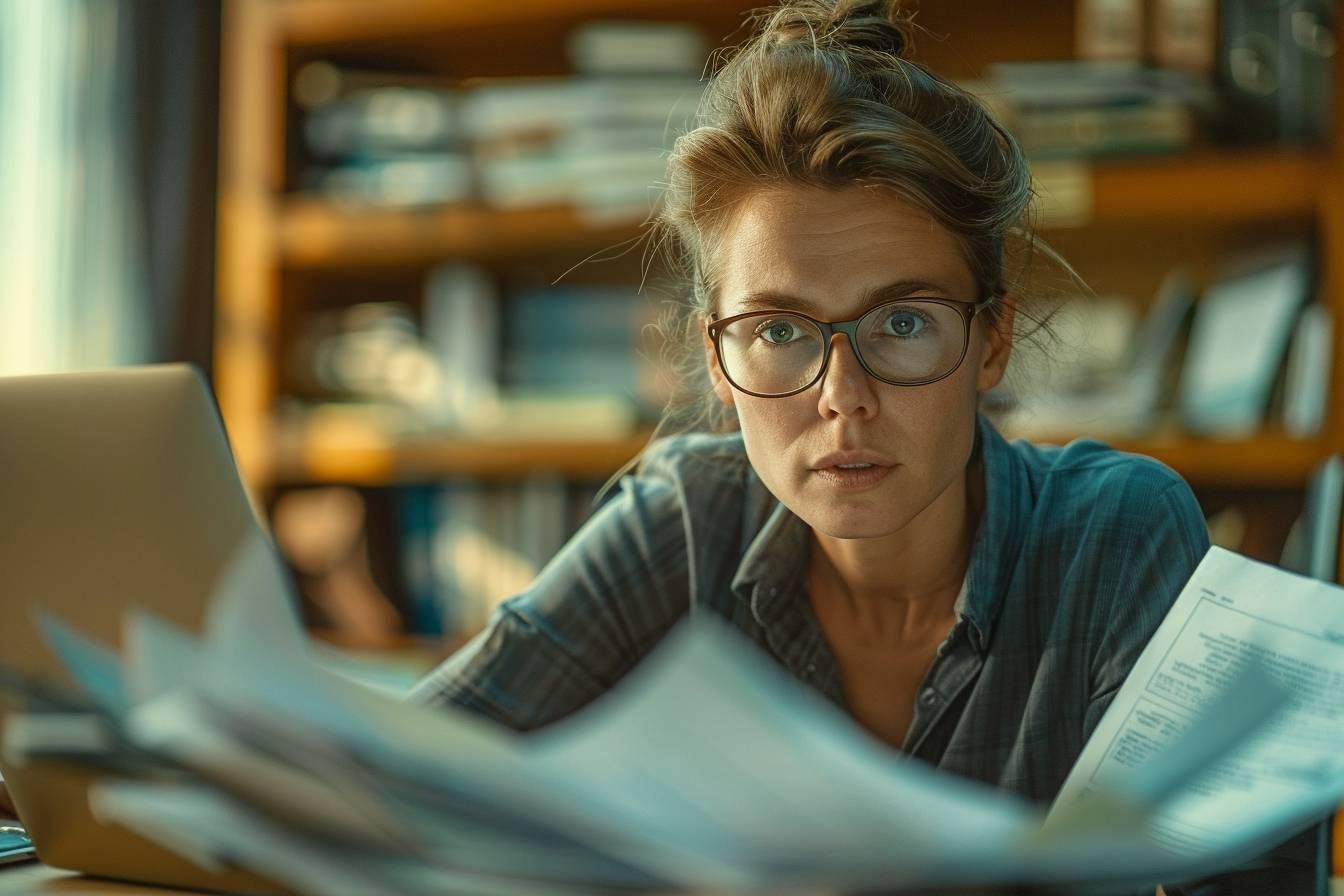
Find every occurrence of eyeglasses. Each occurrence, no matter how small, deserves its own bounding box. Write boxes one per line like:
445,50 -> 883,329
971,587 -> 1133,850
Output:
706,297 -> 991,398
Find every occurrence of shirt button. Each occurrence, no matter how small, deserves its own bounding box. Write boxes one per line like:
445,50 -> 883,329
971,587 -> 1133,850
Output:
805,663 -> 816,674
768,586 -> 779,597
919,688 -> 939,708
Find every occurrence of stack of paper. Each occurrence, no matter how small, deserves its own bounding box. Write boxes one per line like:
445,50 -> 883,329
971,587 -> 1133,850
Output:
6,535 -> 1344,895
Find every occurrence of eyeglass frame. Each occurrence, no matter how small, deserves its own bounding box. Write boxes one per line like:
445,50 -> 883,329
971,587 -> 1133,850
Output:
705,292 -> 1002,399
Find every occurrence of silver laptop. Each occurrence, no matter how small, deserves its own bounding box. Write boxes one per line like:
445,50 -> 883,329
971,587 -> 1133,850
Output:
0,364 -> 287,892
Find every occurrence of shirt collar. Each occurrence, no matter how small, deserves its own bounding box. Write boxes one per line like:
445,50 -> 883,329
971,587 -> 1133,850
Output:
728,415 -> 1027,656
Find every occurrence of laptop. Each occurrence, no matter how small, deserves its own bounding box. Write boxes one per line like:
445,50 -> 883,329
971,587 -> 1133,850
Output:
0,364 -> 289,893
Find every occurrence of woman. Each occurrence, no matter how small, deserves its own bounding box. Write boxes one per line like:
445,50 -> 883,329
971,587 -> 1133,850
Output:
417,1 -> 1307,893
0,4 -> 1309,893
0,1 -> 1311,890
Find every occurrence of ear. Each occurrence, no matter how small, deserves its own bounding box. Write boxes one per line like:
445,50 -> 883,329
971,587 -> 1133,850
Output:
976,298 -> 1015,393
702,326 -> 736,407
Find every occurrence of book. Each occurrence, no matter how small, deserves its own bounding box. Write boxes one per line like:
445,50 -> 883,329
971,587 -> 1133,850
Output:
969,61 -> 1198,159
1281,302 -> 1334,437
1153,0 -> 1217,74
567,21 -> 707,76
1216,0 -> 1335,145
422,265 -> 500,430
306,153 -> 473,207
1179,247 -> 1312,436
1302,455 -> 1344,583
302,88 -> 463,159
1075,0 -> 1143,62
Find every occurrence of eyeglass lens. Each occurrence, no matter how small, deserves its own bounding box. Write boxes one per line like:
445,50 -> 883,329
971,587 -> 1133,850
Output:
717,300 -> 968,395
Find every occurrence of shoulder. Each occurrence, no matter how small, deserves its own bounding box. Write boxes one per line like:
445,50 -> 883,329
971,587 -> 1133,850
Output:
637,429 -> 752,485
1007,432 -> 1203,540
623,430 -> 771,600
623,429 -> 756,519
983,423 -> 1210,632
1001,431 -> 1209,657
982,428 -> 1211,702
580,429 -> 756,554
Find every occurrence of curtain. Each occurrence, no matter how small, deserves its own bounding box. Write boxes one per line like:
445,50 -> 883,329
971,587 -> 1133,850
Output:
0,0 -> 220,377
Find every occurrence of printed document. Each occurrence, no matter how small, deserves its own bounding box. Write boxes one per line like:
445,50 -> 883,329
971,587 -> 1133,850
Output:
10,537 -> 1344,894
1051,546 -> 1344,856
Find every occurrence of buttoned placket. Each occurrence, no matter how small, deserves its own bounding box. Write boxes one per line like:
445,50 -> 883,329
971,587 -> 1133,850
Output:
749,576 -> 850,707
902,618 -> 985,758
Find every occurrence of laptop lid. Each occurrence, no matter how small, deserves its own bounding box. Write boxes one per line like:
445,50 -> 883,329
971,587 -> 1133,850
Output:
0,363 -> 286,892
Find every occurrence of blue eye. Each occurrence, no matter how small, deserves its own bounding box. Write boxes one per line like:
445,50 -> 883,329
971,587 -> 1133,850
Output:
756,320 -> 802,345
885,309 -> 928,337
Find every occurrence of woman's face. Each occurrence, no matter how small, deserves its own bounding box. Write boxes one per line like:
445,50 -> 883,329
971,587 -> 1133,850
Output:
705,185 -> 1013,540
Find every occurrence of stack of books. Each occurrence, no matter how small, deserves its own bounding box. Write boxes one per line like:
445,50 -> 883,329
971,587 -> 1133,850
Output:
294,21 -> 708,220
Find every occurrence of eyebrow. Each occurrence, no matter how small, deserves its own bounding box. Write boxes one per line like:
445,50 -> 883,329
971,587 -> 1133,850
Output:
733,279 -> 955,315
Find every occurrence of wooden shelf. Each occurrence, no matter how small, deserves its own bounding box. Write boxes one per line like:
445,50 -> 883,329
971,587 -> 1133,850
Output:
278,0 -> 736,48
279,149 -> 1323,269
1079,150 -> 1324,225
220,0 -> 1344,515
273,427 -> 655,485
276,421 -> 1323,489
1023,430 -> 1328,488
279,201 -> 645,270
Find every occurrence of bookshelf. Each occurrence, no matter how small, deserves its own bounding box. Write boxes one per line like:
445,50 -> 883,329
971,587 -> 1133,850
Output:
279,202 -> 642,270
278,149 -> 1322,271
1076,149 -> 1322,223
216,1 -> 1344,878
277,0 -> 740,48
217,0 -> 1344,588
1040,431 -> 1331,489
272,426 -> 657,486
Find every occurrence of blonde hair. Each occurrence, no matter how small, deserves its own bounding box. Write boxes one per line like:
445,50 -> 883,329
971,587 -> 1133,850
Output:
608,0 -> 1069,490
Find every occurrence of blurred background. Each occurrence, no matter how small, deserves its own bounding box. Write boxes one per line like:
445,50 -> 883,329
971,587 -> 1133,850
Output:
3,0 -> 1343,678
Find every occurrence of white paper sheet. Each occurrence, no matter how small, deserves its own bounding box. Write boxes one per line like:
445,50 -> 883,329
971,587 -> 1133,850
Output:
37,613 -> 128,714
1051,546 -> 1344,859
36,533 -> 1344,894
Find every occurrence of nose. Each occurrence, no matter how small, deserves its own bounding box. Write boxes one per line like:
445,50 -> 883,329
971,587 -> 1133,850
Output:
816,332 -> 878,420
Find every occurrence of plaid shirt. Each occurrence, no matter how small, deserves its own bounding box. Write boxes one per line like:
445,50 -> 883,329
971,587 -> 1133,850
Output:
410,416 -> 1313,894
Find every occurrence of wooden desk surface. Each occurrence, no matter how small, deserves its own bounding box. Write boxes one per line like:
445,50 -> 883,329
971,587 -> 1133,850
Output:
0,863 -> 1108,895
0,862 -> 1100,896
0,864 -> 206,894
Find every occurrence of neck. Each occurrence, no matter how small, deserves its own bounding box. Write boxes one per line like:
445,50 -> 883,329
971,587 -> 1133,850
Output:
810,459 -> 983,640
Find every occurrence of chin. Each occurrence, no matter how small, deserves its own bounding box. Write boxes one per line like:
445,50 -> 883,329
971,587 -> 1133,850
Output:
800,504 -> 900,540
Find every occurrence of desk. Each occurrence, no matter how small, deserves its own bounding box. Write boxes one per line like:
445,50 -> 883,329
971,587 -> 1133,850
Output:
0,864 -> 1117,896
0,864 -> 203,894
0,864 -> 1096,896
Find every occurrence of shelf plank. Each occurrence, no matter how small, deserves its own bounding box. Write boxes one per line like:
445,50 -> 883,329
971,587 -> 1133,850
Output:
1019,430 -> 1328,488
279,151 -> 1322,269
1080,150 -> 1324,225
279,201 -> 645,270
274,429 -> 655,485
279,0 -> 734,47
277,422 -> 1322,488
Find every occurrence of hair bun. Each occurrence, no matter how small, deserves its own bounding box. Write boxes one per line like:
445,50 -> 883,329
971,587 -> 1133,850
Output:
760,0 -> 914,60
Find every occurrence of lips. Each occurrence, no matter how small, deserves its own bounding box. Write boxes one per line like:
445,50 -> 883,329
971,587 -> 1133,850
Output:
809,450 -> 897,490
811,462 -> 894,489
810,450 -> 895,470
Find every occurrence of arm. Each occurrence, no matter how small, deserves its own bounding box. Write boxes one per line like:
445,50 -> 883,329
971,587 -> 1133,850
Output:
1081,480 -> 1317,896
408,469 -> 691,731
1082,479 -> 1208,735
